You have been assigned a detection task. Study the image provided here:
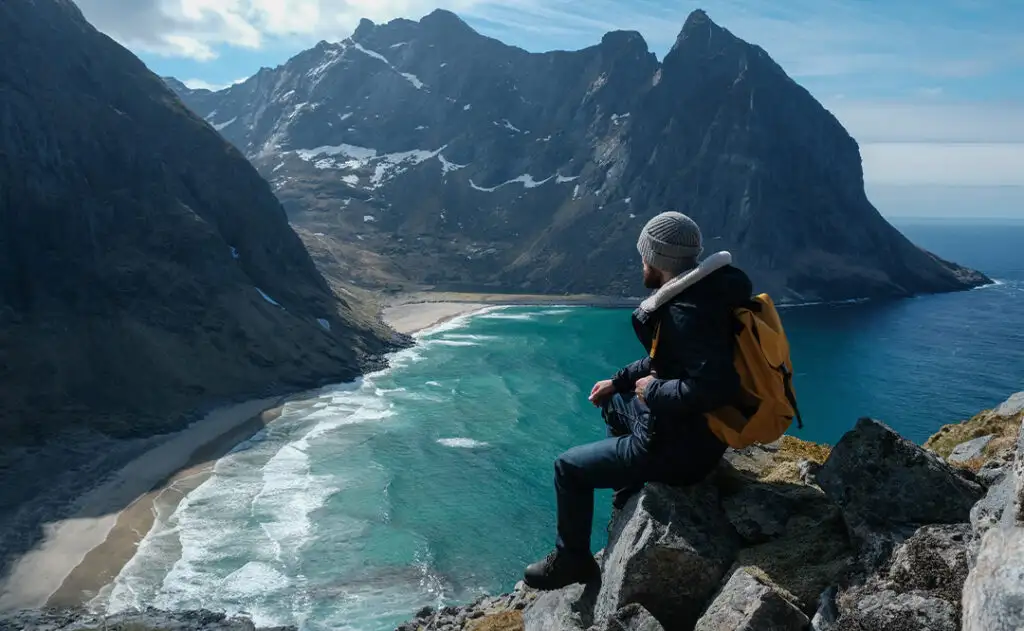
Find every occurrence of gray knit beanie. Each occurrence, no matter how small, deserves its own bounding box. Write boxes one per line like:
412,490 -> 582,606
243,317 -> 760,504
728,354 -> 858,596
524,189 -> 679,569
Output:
637,211 -> 703,275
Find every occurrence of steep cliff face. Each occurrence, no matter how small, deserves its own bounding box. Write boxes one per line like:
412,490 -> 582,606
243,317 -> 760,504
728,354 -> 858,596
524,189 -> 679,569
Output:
0,0 -> 393,448
169,9 -> 987,301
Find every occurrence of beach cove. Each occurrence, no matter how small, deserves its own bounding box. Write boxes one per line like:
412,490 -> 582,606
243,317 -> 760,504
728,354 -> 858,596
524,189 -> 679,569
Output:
0,221 -> 1020,630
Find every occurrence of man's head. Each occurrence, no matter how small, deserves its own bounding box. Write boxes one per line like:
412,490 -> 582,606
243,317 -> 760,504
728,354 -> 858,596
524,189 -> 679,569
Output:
637,211 -> 703,288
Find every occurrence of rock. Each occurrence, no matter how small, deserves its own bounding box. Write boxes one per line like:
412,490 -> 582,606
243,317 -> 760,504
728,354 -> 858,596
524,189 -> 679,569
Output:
817,418 -> 984,569
522,583 -> 595,631
798,459 -> 822,486
0,608 -> 288,631
810,587 -> 838,631
961,415 -> 1024,631
694,568 -> 809,631
834,590 -> 958,631
594,483 -> 739,630
832,525 -> 972,631
970,472 -> 1014,535
962,524 -> 1024,631
949,435 -> 994,463
976,459 -> 1009,486
592,604 -> 664,631
995,392 -> 1024,417
722,484 -> 792,544
886,525 -> 972,604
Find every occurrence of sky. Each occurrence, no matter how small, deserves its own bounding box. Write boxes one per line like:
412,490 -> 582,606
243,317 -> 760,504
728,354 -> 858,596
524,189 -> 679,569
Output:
73,0 -> 1024,219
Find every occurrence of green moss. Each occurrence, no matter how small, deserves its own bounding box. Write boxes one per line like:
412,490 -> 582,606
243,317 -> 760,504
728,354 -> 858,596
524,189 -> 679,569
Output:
466,610 -> 524,631
924,408 -> 1022,460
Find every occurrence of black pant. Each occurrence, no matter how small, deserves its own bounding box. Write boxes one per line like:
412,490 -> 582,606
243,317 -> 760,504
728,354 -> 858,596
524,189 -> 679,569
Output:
553,393 -> 703,554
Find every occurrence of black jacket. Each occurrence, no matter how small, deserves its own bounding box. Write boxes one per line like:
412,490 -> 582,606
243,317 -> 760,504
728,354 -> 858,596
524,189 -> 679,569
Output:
611,263 -> 753,457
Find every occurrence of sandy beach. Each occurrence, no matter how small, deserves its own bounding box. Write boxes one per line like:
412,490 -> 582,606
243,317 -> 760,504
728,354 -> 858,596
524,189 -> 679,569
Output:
0,398 -> 284,611
0,291 -> 636,614
383,291 -> 636,335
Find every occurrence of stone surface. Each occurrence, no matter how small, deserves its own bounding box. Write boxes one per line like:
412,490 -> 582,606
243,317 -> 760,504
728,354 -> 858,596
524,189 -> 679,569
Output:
817,418 -> 984,569
834,590 -> 958,631
0,608 -> 289,631
693,568 -> 809,631
592,604 -> 664,631
594,483 -> 739,630
722,484 -> 793,543
970,472 -> 1014,535
522,583 -> 593,631
961,416 -> 1024,631
962,524 -> 1024,631
810,587 -> 838,631
832,525 -> 972,631
168,10 -> 986,303
949,435 -> 995,463
996,392 -> 1024,417
886,525 -> 972,604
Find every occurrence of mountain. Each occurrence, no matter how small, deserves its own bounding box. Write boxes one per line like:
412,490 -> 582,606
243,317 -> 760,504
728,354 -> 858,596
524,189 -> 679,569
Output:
0,0 -> 395,448
167,9 -> 988,302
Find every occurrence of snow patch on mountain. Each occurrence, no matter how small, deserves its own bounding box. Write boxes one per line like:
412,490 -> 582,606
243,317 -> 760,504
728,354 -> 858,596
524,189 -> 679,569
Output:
438,154 -> 468,174
469,174 -> 553,192
213,117 -> 237,131
401,73 -> 425,89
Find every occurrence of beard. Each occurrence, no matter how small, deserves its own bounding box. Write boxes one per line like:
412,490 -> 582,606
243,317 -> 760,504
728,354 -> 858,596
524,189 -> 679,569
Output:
643,266 -> 663,289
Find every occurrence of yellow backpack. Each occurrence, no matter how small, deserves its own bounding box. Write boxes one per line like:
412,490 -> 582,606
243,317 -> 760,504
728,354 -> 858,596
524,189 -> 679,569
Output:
650,293 -> 803,449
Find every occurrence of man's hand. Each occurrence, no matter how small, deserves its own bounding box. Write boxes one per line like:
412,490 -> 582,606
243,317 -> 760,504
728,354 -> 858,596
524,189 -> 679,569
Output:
635,373 -> 657,402
589,379 -> 616,407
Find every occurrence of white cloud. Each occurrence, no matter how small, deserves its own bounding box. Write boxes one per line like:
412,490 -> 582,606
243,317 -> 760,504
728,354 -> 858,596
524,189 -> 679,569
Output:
182,77 -> 249,91
861,143 -> 1024,187
73,0 -> 483,60
823,100 -> 1024,189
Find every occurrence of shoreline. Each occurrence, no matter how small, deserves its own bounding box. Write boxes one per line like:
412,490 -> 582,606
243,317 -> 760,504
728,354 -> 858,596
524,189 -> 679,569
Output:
0,398 -> 286,612
1,284 -> 1008,616
0,295 -> 556,614
382,291 -> 639,335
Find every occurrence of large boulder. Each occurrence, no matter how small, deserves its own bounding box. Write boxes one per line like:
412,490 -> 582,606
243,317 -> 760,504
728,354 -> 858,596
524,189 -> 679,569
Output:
817,418 -> 984,569
962,415 -> 1024,631
694,567 -> 809,631
594,483 -> 739,630
592,604 -> 665,631
522,583 -> 595,631
835,590 -> 958,631
833,524 -> 973,631
949,435 -> 995,464
0,608 -> 286,631
970,472 -> 1014,535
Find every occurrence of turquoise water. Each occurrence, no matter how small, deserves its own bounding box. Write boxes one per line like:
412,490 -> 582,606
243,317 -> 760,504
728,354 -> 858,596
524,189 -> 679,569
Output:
100,222 -> 1022,630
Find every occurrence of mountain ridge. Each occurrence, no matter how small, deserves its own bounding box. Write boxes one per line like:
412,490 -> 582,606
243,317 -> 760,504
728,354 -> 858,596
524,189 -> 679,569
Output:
166,8 -> 988,302
0,0 -> 396,451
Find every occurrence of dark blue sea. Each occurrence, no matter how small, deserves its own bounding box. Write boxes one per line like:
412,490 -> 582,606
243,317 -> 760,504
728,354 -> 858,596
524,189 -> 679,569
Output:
97,220 -> 1023,630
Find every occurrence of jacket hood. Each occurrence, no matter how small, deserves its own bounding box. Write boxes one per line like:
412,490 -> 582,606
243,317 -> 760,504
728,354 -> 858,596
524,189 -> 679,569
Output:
637,251 -> 753,316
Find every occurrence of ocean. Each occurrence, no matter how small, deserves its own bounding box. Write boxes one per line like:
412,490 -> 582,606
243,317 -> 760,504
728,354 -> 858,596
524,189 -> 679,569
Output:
97,220 -> 1023,631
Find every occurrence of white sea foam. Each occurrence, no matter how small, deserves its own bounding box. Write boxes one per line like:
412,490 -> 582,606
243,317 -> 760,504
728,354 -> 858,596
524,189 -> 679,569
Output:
436,438 -> 490,449
101,351 -> 422,620
414,306 -> 503,339
476,310 -> 536,321
431,340 -> 481,347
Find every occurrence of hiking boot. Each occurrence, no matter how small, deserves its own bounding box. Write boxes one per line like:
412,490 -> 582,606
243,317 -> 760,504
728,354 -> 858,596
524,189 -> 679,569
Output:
612,483 -> 644,510
523,549 -> 601,591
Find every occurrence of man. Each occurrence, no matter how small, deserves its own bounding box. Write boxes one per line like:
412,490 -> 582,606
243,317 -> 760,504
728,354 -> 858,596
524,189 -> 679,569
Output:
523,211 -> 753,591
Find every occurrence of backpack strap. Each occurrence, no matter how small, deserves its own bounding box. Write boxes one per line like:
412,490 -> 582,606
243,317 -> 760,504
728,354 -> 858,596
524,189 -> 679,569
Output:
649,322 -> 661,360
781,365 -> 804,430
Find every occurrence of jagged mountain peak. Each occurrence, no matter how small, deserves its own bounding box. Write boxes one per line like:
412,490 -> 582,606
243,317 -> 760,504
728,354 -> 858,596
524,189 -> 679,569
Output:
170,8 -> 987,303
600,30 -> 649,54
671,8 -> 741,56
